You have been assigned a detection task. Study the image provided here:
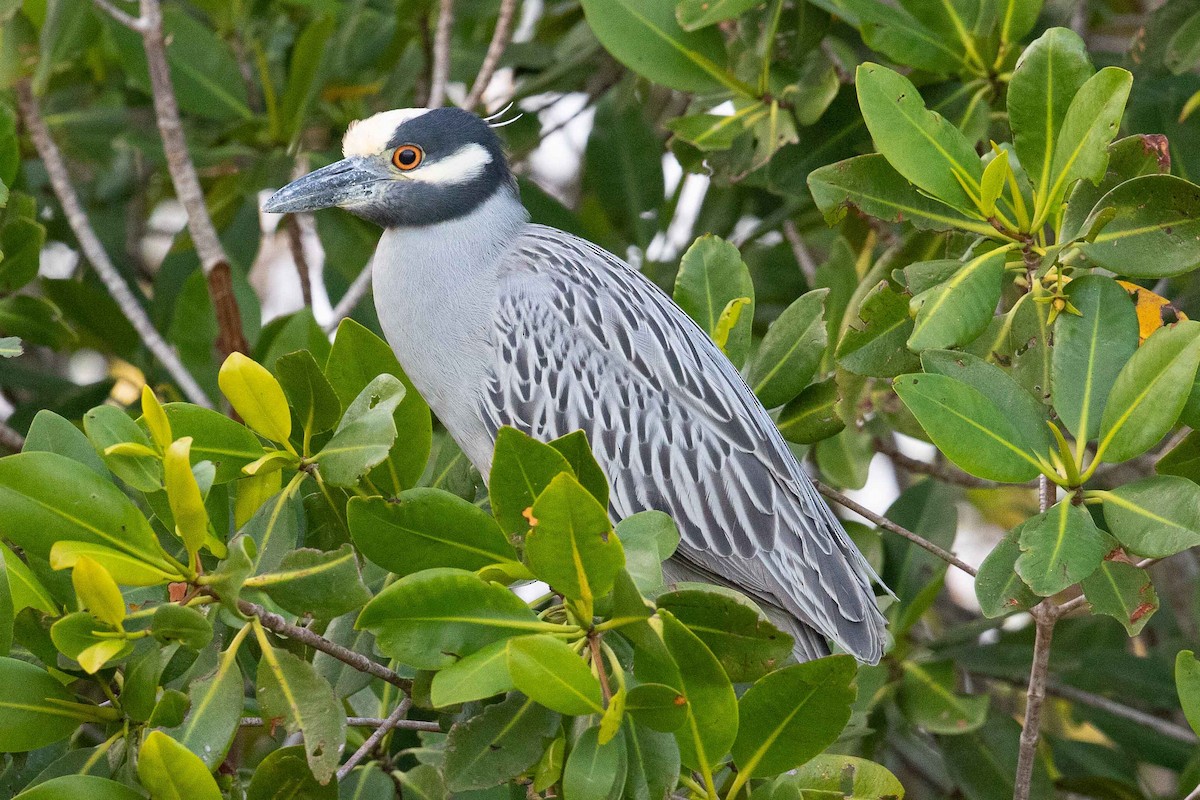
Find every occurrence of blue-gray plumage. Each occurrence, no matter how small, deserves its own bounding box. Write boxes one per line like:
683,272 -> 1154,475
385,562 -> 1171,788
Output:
265,107 -> 888,664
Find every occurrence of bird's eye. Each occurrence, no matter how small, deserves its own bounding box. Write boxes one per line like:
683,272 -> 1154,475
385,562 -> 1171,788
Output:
392,145 -> 423,171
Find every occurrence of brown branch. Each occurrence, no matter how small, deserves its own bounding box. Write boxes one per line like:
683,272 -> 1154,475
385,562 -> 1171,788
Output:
16,80 -> 212,408
336,698 -> 413,781
873,436 -> 1018,490
1014,604 -> 1056,800
428,0 -> 455,107
99,0 -> 249,358
815,480 -> 978,577
463,0 -> 519,111
0,419 -> 26,452
241,715 -> 438,732
781,220 -> 818,287
238,599 -> 412,693
588,634 -> 612,704
325,259 -> 374,333
92,0 -> 144,31
1045,682 -> 1196,744
282,215 -> 313,308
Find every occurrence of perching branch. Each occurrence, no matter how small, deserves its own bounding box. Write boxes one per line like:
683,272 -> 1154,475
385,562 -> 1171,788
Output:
816,480 -> 978,577
92,0 -> 249,358
238,599 -> 412,693
1045,681 -> 1197,744
242,714 -> 439,732
325,260 -> 374,333
428,0 -> 456,107
463,0 -> 520,111
16,80 -> 212,409
336,699 -> 413,781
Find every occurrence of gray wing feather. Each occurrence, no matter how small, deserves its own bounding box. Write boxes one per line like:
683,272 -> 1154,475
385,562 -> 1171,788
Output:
480,226 -> 886,663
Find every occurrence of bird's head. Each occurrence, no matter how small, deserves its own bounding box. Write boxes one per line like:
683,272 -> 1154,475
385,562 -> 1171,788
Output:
263,107 -> 514,228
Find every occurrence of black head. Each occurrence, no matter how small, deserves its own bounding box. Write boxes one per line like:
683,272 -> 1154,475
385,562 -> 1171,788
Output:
263,107 -> 516,228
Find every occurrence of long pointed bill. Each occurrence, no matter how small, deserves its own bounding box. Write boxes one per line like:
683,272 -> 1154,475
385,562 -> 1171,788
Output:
262,157 -> 382,213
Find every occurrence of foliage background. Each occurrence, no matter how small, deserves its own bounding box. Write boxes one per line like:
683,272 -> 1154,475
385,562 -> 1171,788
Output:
1,0 -> 1200,798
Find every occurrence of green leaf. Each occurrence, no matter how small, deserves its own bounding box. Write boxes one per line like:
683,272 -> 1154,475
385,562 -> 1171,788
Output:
313,374 -> 405,487
356,766 -> 413,800
0,295 -> 74,349
1176,650 -> 1200,737
893,373 -> 1045,482
809,155 -> 997,237
24,409 -> 108,478
356,568 -> 545,670
978,150 -> 1010,217
837,281 -> 921,378
349,491 -> 517,577
676,0 -> 760,29
1096,321 -> 1200,462
526,473 -> 625,614
623,722 -> 681,800
748,289 -> 828,408
277,350 -> 341,439
247,745 -> 337,800
13,776 -> 143,800
430,639 -> 514,707
550,431 -> 610,508
1166,10 -> 1200,73
137,730 -> 222,800
219,353 -> 292,445
777,378 -> 845,444
578,0 -> 736,93
1050,275 -> 1138,441
161,403 -> 266,484
1,541 -> 56,614
638,610 -> 737,773
277,15 -> 336,144
167,626 -> 247,767
253,544 -> 371,618
939,713 -> 1053,800
50,611 -> 131,672
563,725 -> 626,800
442,692 -> 560,792
163,438 -> 210,557
731,655 -> 856,779
489,426 -> 576,536
84,404 -> 161,492
833,0 -> 967,73
774,754 -> 906,798
256,640 -> 346,783
70,556 -> 124,628
1098,475 -> 1200,557
584,94 -> 666,249
1015,500 -> 1113,596
1081,561 -> 1158,636
506,634 -> 604,716
898,660 -> 988,734
0,452 -> 176,572
614,511 -> 680,593
656,589 -> 793,683
1077,175 -> 1200,279
625,683 -> 688,733
666,106 -> 768,152
907,249 -> 1009,352
1039,66 -> 1133,222
148,689 -> 190,729
0,659 -> 90,751
814,424 -> 873,489
1008,28 -> 1095,205
325,319 -> 432,497
855,63 -> 985,212
674,235 -> 756,368
974,528 -> 1037,617
1061,134 -> 1172,241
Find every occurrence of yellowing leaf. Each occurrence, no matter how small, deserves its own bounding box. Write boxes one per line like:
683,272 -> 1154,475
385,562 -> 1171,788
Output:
712,296 -> 751,355
1117,280 -> 1189,343
141,385 -> 172,450
217,352 -> 292,445
71,556 -> 125,628
77,639 -> 127,674
979,148 -> 1011,217
164,438 -> 210,557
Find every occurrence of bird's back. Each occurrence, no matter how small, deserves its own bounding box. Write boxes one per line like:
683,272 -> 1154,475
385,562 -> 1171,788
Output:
478,224 -> 887,663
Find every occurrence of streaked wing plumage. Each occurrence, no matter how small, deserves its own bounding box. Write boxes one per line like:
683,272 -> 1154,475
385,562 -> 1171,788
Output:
480,225 -> 886,662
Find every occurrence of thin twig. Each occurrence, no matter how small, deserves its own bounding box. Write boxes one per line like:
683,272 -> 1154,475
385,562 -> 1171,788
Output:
428,0 -> 455,107
336,698 -> 413,780
464,0 -> 519,111
0,419 -> 26,452
238,599 -> 412,693
241,715 -> 438,732
588,635 -> 612,704
325,260 -> 374,332
1055,555 -> 1160,616
816,481 -> 978,577
781,220 -> 818,287
283,216 -> 313,308
91,0 -> 144,31
1045,682 -> 1196,744
873,437 -> 1016,490
16,81 -> 212,408
129,0 -> 249,357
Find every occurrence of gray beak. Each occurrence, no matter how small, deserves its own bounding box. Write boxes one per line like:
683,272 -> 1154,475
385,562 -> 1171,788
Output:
263,157 -> 381,213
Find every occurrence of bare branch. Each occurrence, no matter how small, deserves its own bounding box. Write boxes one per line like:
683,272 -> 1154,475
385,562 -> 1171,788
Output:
90,0 -> 145,31
815,480 -> 978,577
325,260 -> 374,333
238,599 -> 412,693
873,436 -> 1019,490
0,418 -> 26,452
242,715 -> 439,732
337,699 -> 413,781
283,215 -> 313,308
16,81 -> 212,408
464,0 -> 519,111
428,0 -> 456,107
1046,681 -> 1197,744
136,0 -> 248,357
781,220 -> 818,287
1013,604 -> 1055,800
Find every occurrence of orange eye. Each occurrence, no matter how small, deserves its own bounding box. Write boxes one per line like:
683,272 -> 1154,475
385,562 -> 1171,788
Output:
392,145 -> 423,170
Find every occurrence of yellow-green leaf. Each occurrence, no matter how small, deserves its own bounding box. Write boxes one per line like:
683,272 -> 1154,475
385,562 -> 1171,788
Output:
141,385 -> 172,450
137,730 -> 223,800
70,555 -> 125,628
163,438 -> 210,557
217,352 -> 292,445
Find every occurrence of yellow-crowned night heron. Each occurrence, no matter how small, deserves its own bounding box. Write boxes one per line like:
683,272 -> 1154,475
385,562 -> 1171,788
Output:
264,107 -> 887,663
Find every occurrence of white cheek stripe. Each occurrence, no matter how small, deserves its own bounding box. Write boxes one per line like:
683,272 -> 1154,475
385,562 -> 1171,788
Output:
408,143 -> 493,185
